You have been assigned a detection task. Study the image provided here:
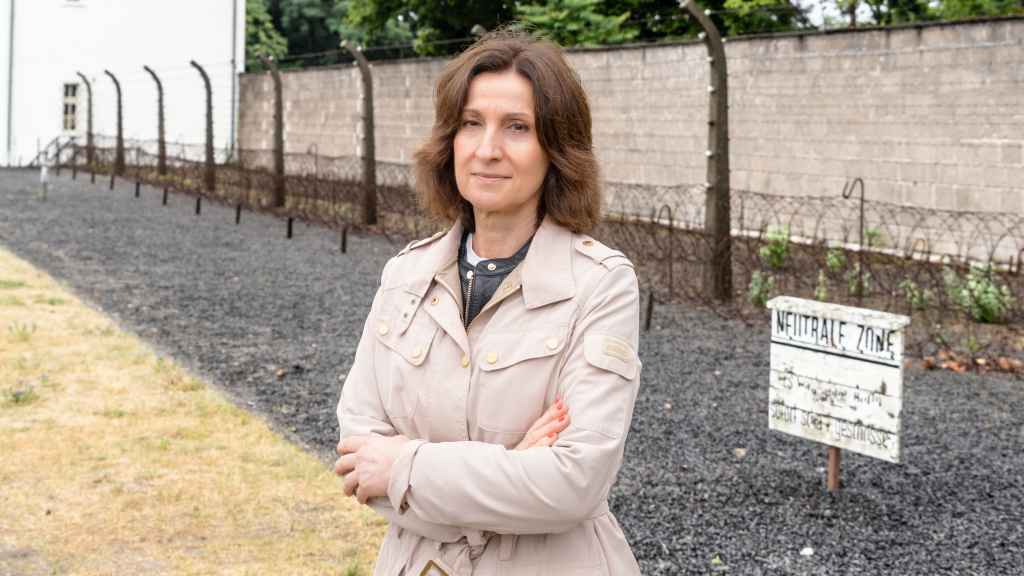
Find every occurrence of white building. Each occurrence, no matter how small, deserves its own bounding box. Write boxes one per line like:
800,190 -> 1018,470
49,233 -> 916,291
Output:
0,0 -> 245,166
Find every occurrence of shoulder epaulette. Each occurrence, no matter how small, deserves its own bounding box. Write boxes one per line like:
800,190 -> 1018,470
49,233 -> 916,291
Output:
397,229 -> 445,257
573,236 -> 633,270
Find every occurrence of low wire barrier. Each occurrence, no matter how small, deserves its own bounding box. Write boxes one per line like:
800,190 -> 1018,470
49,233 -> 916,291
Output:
56,137 -> 1024,366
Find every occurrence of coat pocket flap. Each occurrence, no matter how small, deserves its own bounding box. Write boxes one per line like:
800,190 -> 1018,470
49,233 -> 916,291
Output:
583,334 -> 638,380
478,328 -> 569,371
374,318 -> 438,367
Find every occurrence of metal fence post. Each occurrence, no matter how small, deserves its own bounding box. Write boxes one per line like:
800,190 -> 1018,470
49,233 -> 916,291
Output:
190,60 -> 216,194
261,56 -> 286,208
343,41 -> 378,226
142,65 -> 168,177
103,69 -> 126,176
75,72 -> 95,169
682,0 -> 733,302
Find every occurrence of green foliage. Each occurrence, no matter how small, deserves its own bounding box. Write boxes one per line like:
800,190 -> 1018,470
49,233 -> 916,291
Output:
846,263 -> 871,297
748,271 -> 775,307
245,0 -> 1023,67
933,0 -> 1024,20
7,321 -> 36,343
4,383 -> 38,407
864,227 -> 885,249
280,0 -> 410,56
758,226 -> 790,270
517,0 -> 639,47
599,0 -> 697,41
722,0 -> 811,35
898,278 -> 932,311
346,0 -> 512,55
247,0 -> 289,63
32,296 -> 65,306
862,0 -> 933,25
943,265 -> 1015,323
0,279 -> 27,289
814,270 -> 829,301
833,0 -> 1019,27
825,247 -> 847,274
411,26 -> 447,57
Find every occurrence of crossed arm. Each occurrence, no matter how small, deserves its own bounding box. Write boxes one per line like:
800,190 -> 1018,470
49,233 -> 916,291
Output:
334,264 -> 640,537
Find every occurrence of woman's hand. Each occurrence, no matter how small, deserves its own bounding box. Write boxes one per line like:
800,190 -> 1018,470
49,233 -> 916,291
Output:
514,398 -> 569,450
334,434 -> 410,504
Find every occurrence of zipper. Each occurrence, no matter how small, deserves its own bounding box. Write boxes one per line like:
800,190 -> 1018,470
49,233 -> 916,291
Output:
463,269 -> 474,327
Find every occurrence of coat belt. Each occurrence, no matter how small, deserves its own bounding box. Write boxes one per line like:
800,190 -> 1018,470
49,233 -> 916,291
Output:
413,501 -> 611,575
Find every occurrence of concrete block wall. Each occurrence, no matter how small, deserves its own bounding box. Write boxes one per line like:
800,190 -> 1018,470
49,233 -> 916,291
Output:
237,17 -> 1024,223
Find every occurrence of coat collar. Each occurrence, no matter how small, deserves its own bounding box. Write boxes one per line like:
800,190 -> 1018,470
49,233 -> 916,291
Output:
404,215 -> 575,309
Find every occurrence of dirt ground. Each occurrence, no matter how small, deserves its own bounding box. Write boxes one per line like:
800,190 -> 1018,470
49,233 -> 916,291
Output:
0,246 -> 386,575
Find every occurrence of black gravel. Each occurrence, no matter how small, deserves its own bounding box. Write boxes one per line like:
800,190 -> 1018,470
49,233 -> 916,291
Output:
2,169 -> 1022,575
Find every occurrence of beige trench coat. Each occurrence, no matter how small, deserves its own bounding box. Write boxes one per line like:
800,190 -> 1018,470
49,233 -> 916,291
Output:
338,215 -> 642,576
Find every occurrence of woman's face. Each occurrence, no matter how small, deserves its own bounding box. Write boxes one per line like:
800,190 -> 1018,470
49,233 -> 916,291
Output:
453,69 -> 550,223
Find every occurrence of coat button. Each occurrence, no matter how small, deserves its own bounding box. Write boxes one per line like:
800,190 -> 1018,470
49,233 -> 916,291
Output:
582,239 -> 594,246
431,296 -> 439,305
486,352 -> 498,364
487,262 -> 497,271
377,323 -> 389,336
461,355 -> 470,368
545,337 -> 559,350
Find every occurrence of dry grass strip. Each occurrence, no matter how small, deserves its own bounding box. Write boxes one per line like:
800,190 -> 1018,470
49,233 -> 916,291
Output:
0,246 -> 386,575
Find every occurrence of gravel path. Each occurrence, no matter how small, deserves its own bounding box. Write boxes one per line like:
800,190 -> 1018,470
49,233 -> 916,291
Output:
2,169 -> 1022,575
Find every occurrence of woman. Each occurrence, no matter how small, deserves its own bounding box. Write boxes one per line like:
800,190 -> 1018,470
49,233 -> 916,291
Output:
335,29 -> 642,576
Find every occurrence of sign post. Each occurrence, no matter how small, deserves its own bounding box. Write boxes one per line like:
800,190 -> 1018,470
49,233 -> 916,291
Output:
766,297 -> 910,492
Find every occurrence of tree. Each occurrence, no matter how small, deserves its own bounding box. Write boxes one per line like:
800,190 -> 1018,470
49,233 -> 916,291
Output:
517,0 -> 638,47
599,0 -> 698,41
346,0 -> 514,55
721,0 -> 811,35
862,0 -> 932,25
933,0 -> 1024,19
247,0 -> 288,67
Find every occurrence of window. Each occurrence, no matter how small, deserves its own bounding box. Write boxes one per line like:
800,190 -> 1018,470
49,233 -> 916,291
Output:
62,83 -> 78,131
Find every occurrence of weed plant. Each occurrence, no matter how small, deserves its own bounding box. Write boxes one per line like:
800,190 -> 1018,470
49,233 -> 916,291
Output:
759,227 -> 790,270
898,279 -> 933,311
748,271 -> 775,307
943,265 -> 1015,324
7,322 -> 36,342
4,384 -> 38,407
814,270 -> 829,301
825,248 -> 846,274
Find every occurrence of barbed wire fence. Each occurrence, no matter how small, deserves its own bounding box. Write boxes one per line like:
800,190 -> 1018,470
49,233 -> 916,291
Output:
41,12 -> 1024,371
51,133 -> 1023,367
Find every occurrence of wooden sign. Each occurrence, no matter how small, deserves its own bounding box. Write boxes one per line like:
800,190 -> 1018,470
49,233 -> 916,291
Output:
766,297 -> 910,464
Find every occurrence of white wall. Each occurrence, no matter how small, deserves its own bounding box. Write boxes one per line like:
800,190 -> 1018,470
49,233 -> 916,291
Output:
0,0 -> 13,164
1,0 -> 245,165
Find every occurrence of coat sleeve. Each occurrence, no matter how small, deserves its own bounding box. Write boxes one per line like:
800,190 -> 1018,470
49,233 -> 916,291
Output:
387,264 -> 642,535
337,257 -> 469,543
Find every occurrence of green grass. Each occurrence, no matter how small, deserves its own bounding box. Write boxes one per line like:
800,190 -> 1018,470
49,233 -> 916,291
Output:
4,385 -> 39,408
32,296 -> 65,306
0,279 -> 27,289
7,322 -> 37,342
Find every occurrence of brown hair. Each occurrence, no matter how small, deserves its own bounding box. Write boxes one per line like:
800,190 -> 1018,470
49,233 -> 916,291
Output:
413,28 -> 601,233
